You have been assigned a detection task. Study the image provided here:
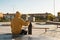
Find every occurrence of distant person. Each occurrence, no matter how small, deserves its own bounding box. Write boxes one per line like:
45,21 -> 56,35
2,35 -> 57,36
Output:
11,11 -> 30,36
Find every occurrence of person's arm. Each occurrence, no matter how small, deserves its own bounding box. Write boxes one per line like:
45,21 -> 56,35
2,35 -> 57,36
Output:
18,18 -> 30,26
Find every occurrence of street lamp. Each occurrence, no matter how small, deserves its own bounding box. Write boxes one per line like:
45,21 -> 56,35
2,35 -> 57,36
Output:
54,0 -> 55,16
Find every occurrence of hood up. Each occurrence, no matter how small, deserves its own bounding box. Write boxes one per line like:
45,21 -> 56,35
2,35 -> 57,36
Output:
15,11 -> 22,18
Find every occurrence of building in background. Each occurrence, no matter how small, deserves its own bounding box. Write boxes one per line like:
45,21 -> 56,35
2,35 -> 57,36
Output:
21,14 -> 26,20
0,12 -> 55,22
28,13 -> 52,22
3,13 -> 27,22
3,13 -> 15,21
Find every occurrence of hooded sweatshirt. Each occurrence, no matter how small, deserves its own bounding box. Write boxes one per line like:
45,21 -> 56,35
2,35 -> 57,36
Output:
11,11 -> 28,35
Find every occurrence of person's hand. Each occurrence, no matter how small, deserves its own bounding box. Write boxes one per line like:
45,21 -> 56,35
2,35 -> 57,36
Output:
26,20 -> 30,25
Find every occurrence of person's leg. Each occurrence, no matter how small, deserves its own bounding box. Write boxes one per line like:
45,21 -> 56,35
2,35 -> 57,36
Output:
20,29 -> 27,35
24,30 -> 27,35
12,30 -> 27,38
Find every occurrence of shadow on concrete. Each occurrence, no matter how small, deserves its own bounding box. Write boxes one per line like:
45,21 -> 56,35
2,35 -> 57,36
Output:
0,33 -> 58,40
0,33 -> 40,40
0,33 -> 25,40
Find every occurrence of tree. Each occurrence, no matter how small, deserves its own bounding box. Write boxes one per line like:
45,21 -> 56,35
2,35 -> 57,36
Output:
47,13 -> 55,21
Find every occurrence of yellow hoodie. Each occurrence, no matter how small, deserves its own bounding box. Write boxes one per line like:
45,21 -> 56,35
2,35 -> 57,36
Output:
11,11 -> 29,35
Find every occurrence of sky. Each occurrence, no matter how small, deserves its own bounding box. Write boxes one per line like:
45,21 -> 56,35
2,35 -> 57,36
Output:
0,0 -> 60,16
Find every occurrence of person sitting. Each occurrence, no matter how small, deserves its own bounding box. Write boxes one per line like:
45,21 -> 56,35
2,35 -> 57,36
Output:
11,11 -> 30,36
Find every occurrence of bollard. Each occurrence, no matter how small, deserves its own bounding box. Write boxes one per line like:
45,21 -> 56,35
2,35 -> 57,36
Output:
28,22 -> 32,35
